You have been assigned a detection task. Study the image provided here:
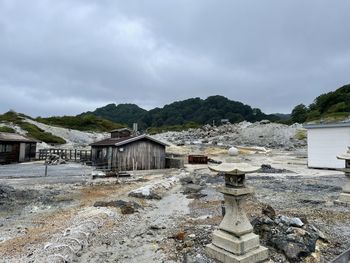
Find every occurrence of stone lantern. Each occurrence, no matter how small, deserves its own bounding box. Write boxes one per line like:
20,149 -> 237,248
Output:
336,147 -> 350,205
206,163 -> 268,263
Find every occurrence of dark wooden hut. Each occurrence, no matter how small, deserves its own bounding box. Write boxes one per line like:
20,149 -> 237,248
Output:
90,131 -> 167,171
0,132 -> 38,164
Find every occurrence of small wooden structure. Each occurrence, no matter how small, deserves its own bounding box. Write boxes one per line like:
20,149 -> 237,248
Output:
90,130 -> 168,171
188,155 -> 208,164
0,132 -> 37,164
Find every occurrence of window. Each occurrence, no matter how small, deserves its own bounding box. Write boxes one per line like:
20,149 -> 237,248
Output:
96,149 -> 102,159
0,144 -> 13,153
6,145 -> 12,152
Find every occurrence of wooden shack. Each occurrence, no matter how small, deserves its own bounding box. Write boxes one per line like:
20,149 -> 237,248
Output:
0,132 -> 38,164
90,131 -> 167,171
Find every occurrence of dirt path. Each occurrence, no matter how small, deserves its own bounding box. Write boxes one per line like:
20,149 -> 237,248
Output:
0,169 -> 190,263
79,184 -> 190,263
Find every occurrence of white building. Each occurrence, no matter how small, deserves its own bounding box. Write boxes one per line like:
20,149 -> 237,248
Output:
304,122 -> 350,169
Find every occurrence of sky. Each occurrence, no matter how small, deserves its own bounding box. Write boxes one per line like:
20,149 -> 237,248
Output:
0,0 -> 350,117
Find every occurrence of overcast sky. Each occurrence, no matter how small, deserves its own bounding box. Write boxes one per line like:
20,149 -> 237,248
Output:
0,0 -> 349,117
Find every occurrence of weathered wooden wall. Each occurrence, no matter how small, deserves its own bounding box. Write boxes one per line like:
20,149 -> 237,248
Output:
0,142 -> 20,164
92,139 -> 166,171
0,142 -> 37,164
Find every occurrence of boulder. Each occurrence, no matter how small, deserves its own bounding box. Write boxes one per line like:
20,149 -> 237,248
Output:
182,184 -> 204,194
252,214 -> 321,262
93,200 -> 141,214
262,204 -> 276,219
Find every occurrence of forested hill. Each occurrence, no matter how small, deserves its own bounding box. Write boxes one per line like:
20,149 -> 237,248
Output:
290,84 -> 350,123
80,95 -> 279,129
81,103 -> 147,127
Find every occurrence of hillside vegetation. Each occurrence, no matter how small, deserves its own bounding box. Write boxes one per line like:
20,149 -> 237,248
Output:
36,114 -> 125,132
82,95 -> 280,130
0,111 -> 66,144
0,126 -> 15,133
291,84 -> 350,123
81,104 -> 147,127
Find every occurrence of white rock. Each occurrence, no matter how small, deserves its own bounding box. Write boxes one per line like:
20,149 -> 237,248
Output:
228,147 -> 239,156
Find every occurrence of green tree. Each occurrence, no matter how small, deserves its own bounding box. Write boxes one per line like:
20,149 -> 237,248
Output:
291,104 -> 308,123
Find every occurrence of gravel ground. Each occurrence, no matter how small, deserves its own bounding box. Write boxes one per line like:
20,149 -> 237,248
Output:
0,149 -> 349,263
0,162 -> 93,179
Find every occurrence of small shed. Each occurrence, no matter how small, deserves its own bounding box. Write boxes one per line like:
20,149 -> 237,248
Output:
90,131 -> 168,171
0,132 -> 38,164
304,122 -> 350,169
111,128 -> 132,139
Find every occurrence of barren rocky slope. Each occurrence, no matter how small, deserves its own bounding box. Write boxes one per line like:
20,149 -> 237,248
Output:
155,121 -> 306,150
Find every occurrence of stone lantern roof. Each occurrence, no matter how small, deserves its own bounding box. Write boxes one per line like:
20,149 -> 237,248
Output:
337,147 -> 350,160
208,162 -> 260,175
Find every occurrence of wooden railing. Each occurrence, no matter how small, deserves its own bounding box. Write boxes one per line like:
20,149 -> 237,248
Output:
38,149 -> 91,162
331,247 -> 350,263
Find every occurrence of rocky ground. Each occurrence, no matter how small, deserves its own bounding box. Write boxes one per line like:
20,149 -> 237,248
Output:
154,121 -> 306,150
0,146 -> 349,263
2,119 -> 305,151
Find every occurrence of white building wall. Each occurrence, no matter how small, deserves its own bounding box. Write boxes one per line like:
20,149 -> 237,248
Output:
307,127 -> 350,169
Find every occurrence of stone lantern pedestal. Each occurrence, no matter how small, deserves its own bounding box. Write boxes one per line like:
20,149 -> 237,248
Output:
206,163 -> 268,263
336,148 -> 350,206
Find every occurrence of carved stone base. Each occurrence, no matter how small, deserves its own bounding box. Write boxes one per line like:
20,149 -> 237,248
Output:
206,243 -> 268,263
212,230 -> 260,255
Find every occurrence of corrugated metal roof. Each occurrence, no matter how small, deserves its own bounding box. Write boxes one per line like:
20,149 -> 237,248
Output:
0,132 -> 38,143
303,122 -> 350,129
90,134 -> 168,147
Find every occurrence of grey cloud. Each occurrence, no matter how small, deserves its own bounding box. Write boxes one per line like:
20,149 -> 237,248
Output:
0,0 -> 350,116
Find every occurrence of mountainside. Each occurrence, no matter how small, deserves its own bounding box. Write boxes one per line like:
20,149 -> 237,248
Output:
0,111 -> 109,147
81,95 -> 280,129
0,111 -> 66,144
36,114 -> 125,132
80,103 -> 147,127
290,84 -> 350,123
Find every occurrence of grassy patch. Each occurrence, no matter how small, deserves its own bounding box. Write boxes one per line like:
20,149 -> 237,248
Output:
0,111 -> 24,122
0,126 -> 16,133
147,121 -> 201,134
295,129 -> 307,140
20,123 -> 66,144
307,112 -> 350,123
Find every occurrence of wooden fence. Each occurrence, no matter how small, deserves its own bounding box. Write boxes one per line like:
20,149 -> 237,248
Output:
331,247 -> 350,263
38,149 -> 92,162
